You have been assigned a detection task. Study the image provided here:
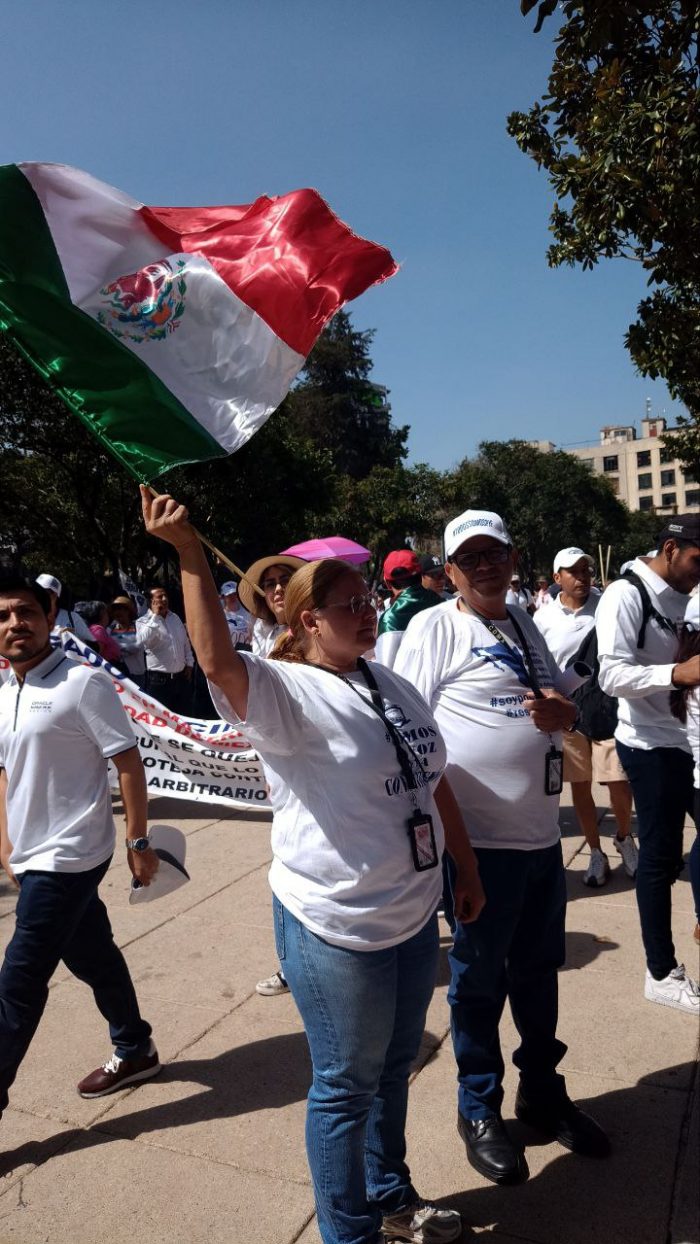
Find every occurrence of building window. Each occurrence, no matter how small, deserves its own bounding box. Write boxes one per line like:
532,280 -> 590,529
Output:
661,493 -> 676,507
637,450 -> 651,468
603,455 -> 618,472
638,473 -> 653,491
659,447 -> 673,464
608,477 -> 619,494
682,468 -> 697,482
639,496 -> 655,512
686,490 -> 700,507
581,458 -> 595,470
660,469 -> 676,486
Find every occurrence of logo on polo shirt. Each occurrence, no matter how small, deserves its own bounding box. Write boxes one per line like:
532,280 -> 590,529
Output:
29,700 -> 52,712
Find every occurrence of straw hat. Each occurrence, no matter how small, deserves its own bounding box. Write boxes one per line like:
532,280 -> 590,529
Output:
238,555 -> 306,618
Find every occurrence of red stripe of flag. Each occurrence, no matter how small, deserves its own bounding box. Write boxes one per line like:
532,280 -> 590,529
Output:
142,191 -> 397,357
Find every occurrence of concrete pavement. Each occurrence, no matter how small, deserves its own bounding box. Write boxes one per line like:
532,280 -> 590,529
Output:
0,787 -> 697,1244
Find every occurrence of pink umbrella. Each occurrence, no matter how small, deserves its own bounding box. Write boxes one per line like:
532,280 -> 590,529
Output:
281,537 -> 371,565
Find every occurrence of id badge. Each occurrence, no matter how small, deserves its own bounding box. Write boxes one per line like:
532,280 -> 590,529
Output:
545,746 -> 563,796
407,812 -> 439,872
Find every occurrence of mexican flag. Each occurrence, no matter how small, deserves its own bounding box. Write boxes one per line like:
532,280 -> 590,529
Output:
0,163 -> 397,479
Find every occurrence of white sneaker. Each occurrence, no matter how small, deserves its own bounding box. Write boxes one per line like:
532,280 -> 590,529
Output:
382,1200 -> 462,1243
644,965 -> 700,1014
583,848 -> 610,888
255,970 -> 289,997
613,833 -> 638,878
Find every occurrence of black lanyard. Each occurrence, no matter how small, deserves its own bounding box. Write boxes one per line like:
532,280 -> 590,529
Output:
467,604 -> 545,699
309,658 -> 427,797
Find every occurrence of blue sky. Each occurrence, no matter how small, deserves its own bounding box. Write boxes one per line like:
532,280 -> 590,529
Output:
2,0 -> 683,471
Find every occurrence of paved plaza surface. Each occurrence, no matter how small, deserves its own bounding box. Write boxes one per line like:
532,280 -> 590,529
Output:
0,786 -> 697,1244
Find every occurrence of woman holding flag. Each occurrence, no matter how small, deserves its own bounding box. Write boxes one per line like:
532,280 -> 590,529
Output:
141,486 -> 484,1244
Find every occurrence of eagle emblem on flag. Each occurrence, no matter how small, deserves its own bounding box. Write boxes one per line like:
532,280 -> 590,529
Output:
97,258 -> 187,344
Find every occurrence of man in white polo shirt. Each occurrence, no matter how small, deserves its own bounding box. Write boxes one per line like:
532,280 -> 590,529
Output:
0,574 -> 161,1116
396,510 -> 609,1187
597,516 -> 700,1014
534,547 -> 636,887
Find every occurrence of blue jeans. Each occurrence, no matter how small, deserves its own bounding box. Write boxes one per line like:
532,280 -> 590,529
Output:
274,897 -> 439,1244
0,858 -> 152,1114
448,843 -> 567,1120
616,742 -> 695,979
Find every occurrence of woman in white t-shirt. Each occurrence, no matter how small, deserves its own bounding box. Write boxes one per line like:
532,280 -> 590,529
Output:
141,487 -> 484,1244
238,553 -> 306,658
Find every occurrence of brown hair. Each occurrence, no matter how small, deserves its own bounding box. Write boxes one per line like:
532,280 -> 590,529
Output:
269,559 -> 361,664
670,625 -> 700,724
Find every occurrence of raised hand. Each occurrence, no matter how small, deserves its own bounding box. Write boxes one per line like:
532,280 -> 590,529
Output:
140,485 -> 198,550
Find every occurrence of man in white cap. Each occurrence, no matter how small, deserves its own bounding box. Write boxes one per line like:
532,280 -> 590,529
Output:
505,574 -> 534,614
219,581 -> 253,650
534,548 -> 637,887
396,510 -> 609,1187
596,515 -> 700,1014
36,574 -> 94,645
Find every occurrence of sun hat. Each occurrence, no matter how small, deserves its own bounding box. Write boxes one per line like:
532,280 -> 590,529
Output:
237,555 -> 306,617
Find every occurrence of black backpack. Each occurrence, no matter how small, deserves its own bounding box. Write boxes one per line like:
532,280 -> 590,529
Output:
566,572 -> 676,741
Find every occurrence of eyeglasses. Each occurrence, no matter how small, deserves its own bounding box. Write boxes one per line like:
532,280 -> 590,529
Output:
451,546 -> 511,573
316,594 -> 376,616
261,574 -> 292,593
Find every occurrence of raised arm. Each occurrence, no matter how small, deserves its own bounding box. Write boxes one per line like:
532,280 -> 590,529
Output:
140,487 -> 249,718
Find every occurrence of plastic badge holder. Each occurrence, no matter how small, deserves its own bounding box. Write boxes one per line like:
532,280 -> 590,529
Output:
129,824 -> 190,905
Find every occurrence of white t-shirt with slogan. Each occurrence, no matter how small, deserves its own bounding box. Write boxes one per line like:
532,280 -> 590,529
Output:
395,598 -> 564,851
209,656 -> 446,950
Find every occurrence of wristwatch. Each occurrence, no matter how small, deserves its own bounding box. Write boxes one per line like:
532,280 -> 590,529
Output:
126,836 -> 150,852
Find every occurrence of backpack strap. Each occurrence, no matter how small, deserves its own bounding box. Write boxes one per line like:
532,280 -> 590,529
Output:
622,571 -> 676,648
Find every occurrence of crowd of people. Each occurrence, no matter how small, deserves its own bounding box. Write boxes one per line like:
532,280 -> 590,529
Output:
0,495 -> 698,1244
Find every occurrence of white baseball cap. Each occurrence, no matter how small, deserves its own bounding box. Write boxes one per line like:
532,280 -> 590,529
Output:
36,573 -> 62,596
444,510 -> 512,560
553,547 -> 592,573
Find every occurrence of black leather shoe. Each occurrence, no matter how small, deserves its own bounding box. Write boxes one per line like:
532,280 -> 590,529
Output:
515,1088 -> 611,1158
457,1111 -> 529,1185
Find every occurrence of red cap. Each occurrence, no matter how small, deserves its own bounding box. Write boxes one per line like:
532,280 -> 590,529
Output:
382,549 -> 421,584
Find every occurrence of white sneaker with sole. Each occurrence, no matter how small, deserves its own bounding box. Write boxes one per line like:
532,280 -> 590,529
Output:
382,1200 -> 462,1243
645,965 -> 700,1014
614,833 -> 638,878
255,970 -> 290,997
582,848 -> 610,888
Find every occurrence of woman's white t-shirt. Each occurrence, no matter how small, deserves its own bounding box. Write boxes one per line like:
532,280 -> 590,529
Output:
209,656 -> 446,950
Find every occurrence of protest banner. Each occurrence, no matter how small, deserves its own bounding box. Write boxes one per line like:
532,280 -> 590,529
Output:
60,634 -> 271,810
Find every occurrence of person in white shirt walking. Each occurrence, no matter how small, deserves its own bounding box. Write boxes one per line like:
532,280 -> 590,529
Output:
0,575 -> 160,1115
396,509 -> 609,1188
596,515 -> 700,1015
136,587 -> 194,713
534,547 -> 636,887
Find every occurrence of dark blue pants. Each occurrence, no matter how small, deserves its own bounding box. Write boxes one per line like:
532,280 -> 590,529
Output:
0,857 -> 151,1114
448,842 -> 567,1120
616,742 -> 695,979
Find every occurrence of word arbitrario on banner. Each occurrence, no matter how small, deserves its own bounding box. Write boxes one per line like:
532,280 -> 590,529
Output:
48,633 -> 271,811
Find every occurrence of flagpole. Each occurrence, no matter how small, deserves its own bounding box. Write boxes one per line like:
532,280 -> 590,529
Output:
145,486 -> 264,598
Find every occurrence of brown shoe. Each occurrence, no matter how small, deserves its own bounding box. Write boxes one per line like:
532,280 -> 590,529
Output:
694,924 -> 700,946
77,1040 -> 161,1098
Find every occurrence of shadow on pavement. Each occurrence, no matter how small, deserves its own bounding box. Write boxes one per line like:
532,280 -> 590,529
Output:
431,1063 -> 698,1244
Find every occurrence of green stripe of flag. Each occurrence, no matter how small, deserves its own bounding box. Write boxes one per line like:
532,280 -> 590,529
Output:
0,164 -> 226,480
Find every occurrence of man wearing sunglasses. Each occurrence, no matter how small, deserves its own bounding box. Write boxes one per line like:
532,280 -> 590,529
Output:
395,509 -> 609,1186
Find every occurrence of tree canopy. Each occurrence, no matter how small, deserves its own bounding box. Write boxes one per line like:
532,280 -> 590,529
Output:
508,0 -> 700,462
